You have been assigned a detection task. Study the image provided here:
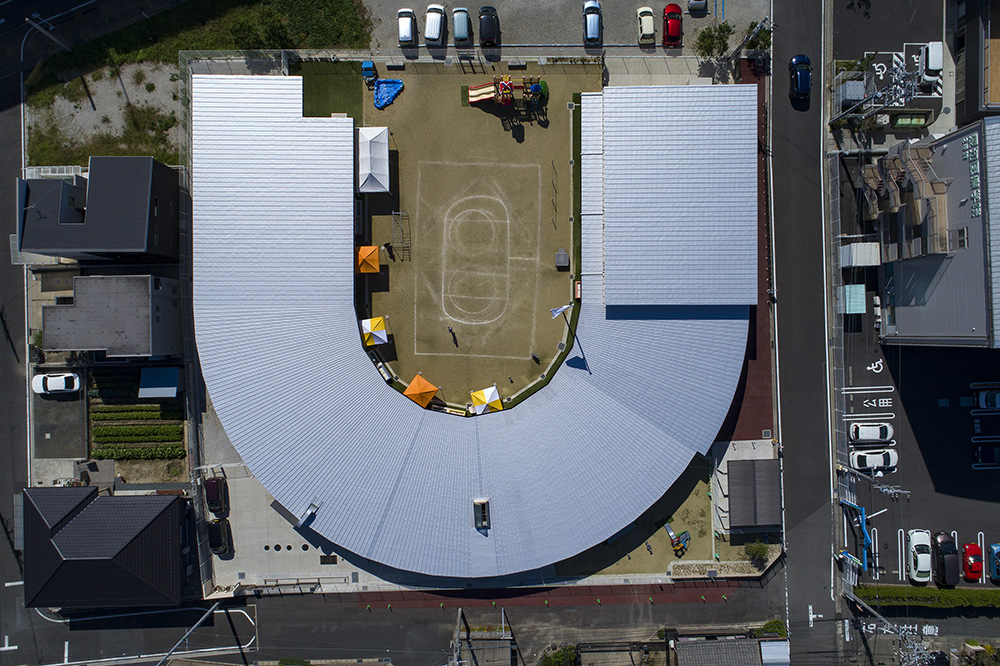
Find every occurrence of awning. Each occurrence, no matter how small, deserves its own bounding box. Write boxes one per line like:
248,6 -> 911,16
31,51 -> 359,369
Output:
358,127 -> 390,193
357,246 -> 380,273
471,385 -> 503,414
360,316 -> 388,346
403,373 -> 438,408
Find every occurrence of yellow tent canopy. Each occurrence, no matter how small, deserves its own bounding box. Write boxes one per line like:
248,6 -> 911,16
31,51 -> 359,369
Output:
357,246 -> 380,273
360,316 -> 388,346
403,373 -> 438,408
471,385 -> 503,414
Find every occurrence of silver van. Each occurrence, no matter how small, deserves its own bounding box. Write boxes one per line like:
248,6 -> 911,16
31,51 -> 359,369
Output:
919,41 -> 942,85
453,7 -> 472,47
425,4 -> 446,46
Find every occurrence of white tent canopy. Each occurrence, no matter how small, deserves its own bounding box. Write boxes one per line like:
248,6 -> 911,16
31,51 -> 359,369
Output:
357,126 -> 390,193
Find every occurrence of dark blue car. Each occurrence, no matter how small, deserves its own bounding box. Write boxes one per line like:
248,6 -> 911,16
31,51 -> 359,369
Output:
789,54 -> 812,99
990,543 -> 1000,582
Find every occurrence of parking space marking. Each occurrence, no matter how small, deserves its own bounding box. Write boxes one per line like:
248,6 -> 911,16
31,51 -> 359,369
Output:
979,531 -> 987,584
63,641 -> 68,664
871,527 -> 879,579
844,412 -> 895,421
897,529 -> 905,582
842,385 -> 895,394
0,636 -> 17,652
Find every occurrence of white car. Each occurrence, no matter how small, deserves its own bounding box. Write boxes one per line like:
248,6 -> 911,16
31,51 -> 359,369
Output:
636,7 -> 655,45
424,3 -> 446,46
906,529 -> 932,584
31,372 -> 81,394
397,8 -> 417,46
850,422 -> 894,443
850,448 -> 898,475
979,390 -> 1000,410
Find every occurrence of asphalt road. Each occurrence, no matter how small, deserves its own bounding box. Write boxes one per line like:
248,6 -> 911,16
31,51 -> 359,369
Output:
832,0 -> 943,60
770,0 -> 841,663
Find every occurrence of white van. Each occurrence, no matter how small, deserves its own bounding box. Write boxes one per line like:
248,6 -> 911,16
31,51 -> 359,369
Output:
425,4 -> 446,46
397,8 -> 417,47
919,41 -> 943,85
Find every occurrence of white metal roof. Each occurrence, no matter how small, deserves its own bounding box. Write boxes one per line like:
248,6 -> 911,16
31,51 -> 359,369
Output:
358,126 -> 390,193
192,75 -> 751,579
601,86 -> 758,307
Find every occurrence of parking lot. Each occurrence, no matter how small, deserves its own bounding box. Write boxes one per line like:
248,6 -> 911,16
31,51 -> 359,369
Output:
842,299 -> 1000,587
362,0 -> 769,53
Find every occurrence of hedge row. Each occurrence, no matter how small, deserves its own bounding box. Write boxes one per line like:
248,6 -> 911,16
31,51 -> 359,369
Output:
93,434 -> 183,444
88,387 -> 138,398
92,444 -> 186,460
92,424 -> 183,437
854,585 -> 1000,608
91,404 -> 171,412
91,411 -> 183,421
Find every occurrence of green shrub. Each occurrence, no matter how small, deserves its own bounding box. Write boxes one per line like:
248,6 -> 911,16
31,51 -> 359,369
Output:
93,434 -> 183,444
539,647 -> 578,666
745,21 -> 771,50
91,69 -> 105,81
91,411 -> 183,421
854,585 -> 1000,608
751,619 -> 787,638
92,444 -> 186,460
131,69 -> 146,85
145,81 -> 155,92
694,21 -> 735,58
92,424 -> 183,437
91,404 -> 168,412
745,541 -> 770,564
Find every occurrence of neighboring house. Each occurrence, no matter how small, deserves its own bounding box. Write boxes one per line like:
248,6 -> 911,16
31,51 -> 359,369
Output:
42,275 -> 183,358
16,156 -> 180,262
859,118 -> 1000,347
20,487 -> 185,608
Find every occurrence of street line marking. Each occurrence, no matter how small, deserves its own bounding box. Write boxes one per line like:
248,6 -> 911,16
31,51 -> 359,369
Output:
844,412 -> 895,421
842,385 -> 894,394
871,527 -> 879,580
0,636 -> 17,652
4,580 -> 23,587
63,641 -> 69,664
897,529 -> 904,582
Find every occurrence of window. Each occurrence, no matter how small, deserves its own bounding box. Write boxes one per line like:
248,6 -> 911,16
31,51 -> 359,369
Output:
474,499 -> 490,529
154,196 -> 159,216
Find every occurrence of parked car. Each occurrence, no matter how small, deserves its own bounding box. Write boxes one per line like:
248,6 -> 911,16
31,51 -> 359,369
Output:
636,7 -> 655,45
788,54 -> 812,99
424,4 -> 446,46
31,372 -> 81,395
688,0 -> 708,11
963,543 -> 984,581
453,7 -> 473,47
208,518 -> 233,555
850,422 -> 894,443
906,529 -> 932,584
397,8 -> 418,46
583,0 -> 602,45
479,6 -> 499,47
204,476 -> 229,515
975,445 -> 1000,465
933,532 -> 960,587
978,390 -> 1000,409
989,543 -> 1000,582
919,41 -> 943,85
663,4 -> 682,47
850,448 -> 898,475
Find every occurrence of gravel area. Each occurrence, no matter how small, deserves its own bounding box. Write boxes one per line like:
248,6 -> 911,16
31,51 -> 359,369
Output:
29,62 -> 181,154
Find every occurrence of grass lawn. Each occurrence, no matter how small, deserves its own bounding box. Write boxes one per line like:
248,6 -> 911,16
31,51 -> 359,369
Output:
296,60 -> 364,125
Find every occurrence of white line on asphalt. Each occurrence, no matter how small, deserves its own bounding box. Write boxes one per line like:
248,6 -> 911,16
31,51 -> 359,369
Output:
0,636 -> 17,652
871,527 -> 879,579
842,385 -> 895,394
844,412 -> 895,421
4,580 -> 23,587
979,531 -> 986,584
897,529 -> 905,581
63,641 -> 68,664
972,435 -> 1000,442
34,608 -> 67,624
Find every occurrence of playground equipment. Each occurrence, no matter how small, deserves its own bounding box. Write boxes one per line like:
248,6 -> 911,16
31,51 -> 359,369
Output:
467,75 -> 544,109
664,523 -> 691,555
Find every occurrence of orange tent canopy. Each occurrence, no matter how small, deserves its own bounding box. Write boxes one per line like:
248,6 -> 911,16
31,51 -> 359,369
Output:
357,246 -> 380,273
403,373 -> 438,408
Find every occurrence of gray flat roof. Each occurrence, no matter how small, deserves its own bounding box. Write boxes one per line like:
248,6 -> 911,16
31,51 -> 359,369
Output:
191,75 -> 752,578
43,275 -> 152,356
728,459 -> 781,528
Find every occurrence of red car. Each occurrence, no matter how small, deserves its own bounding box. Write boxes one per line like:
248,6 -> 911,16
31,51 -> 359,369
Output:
663,4 -> 682,47
963,543 -> 984,580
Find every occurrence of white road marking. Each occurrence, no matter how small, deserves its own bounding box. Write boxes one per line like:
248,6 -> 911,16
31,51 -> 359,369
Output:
0,636 -> 17,652
842,385 -> 894,394
63,641 -> 69,664
844,412 -> 895,421
979,531 -> 986,584
871,526 -> 879,579
897,529 -> 905,582
4,580 -> 23,587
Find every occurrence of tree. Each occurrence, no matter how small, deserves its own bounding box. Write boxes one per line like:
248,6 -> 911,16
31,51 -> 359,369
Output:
745,21 -> 772,50
694,21 -> 736,58
230,18 -> 264,50
744,540 -> 769,567
539,646 -> 578,666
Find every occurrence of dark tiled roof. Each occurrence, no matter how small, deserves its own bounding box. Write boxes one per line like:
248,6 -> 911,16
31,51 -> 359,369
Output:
23,489 -> 183,608
26,486 -> 96,531
675,638 -> 762,666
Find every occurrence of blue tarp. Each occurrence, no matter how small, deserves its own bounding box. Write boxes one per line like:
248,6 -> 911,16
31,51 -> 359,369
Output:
374,79 -> 404,109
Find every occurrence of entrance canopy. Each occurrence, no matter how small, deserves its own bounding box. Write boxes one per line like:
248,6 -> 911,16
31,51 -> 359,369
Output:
358,127 -> 390,193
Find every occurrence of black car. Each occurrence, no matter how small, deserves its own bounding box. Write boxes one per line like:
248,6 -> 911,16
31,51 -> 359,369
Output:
976,445 -> 1000,465
479,6 -> 499,47
204,476 -> 229,515
933,531 -> 959,587
788,54 -> 812,99
208,518 -> 233,555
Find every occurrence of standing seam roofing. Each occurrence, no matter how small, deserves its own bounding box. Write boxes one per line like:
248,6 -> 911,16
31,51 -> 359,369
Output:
192,76 -> 752,578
